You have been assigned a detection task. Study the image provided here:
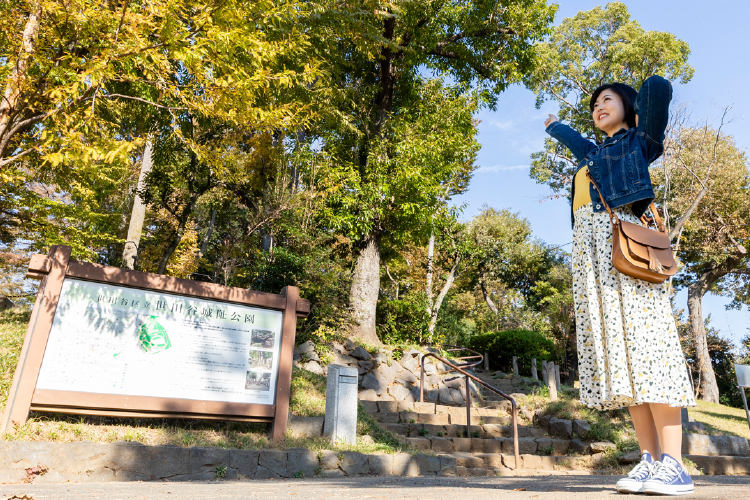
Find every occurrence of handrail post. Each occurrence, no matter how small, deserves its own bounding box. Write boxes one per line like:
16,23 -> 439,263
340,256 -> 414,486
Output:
419,357 -> 425,403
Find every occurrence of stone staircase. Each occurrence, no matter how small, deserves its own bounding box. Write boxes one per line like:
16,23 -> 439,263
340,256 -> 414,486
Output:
360,400 -> 601,476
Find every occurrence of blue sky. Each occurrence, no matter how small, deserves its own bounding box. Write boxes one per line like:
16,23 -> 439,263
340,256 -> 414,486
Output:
452,0 -> 750,347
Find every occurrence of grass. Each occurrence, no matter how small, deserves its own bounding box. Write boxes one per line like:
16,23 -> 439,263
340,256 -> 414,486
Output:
0,308 -> 29,416
689,399 -> 750,440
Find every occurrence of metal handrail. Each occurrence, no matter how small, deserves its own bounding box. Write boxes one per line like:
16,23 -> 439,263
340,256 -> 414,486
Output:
419,346 -> 520,470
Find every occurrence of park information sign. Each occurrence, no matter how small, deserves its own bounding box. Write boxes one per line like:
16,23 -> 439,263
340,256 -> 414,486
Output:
1,246 -> 310,439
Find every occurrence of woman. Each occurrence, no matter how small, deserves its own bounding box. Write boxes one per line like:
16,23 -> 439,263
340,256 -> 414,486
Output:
544,75 -> 697,496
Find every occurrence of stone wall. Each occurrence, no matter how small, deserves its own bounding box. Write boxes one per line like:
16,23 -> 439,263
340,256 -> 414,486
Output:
0,441 -> 457,484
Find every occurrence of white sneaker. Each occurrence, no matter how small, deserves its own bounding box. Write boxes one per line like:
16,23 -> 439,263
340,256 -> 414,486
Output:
616,452 -> 657,494
642,453 -> 695,496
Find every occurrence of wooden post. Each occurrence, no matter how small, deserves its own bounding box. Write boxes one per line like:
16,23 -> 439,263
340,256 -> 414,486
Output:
541,361 -> 548,386
512,356 -> 518,376
531,358 -> 538,381
272,285 -> 300,441
555,364 -> 561,391
547,365 -> 558,401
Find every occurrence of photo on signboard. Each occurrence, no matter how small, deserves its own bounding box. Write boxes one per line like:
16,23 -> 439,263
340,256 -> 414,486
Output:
247,349 -> 274,370
250,329 -> 275,349
245,370 -> 271,391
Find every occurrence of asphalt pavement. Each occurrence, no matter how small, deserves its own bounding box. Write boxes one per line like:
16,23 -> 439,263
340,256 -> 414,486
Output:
3,475 -> 750,500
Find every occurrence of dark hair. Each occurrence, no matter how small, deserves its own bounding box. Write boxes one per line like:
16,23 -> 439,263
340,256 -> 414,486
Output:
590,83 -> 638,129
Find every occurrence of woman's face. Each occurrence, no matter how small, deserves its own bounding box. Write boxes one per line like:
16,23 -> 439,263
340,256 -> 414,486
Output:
592,90 -> 628,137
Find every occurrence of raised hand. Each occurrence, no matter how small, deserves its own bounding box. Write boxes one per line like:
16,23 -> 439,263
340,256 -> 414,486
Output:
544,114 -> 558,127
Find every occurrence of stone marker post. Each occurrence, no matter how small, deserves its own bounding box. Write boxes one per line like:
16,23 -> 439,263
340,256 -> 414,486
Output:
324,364 -> 358,444
531,358 -> 538,381
484,353 -> 489,372
512,356 -> 519,376
547,365 -> 558,401
555,364 -> 561,391
541,361 -> 548,386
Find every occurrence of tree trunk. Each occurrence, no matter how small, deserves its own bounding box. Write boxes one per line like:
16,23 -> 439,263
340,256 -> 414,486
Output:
156,196 -> 199,275
478,270 -> 498,314
349,231 -> 382,345
427,253 -> 460,342
199,207 -> 217,257
0,3 -> 42,158
687,280 -> 720,403
426,231 -> 435,315
122,139 -> 154,269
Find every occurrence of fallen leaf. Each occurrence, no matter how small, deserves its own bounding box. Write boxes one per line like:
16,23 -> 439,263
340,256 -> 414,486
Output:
512,488 -> 526,491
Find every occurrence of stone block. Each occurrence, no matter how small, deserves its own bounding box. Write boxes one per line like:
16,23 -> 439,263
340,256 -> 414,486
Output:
682,434 -> 750,456
302,361 -> 324,375
685,454 -> 750,475
520,454 -> 542,469
503,438 -> 537,455
431,437 -> 454,453
395,370 -> 418,386
319,468 -> 345,478
393,453 -> 419,476
452,437 -> 472,452
377,412 -> 400,424
340,452 -> 370,475
423,388 -> 439,403
288,414 -> 325,437
385,423 -> 408,435
298,340 -> 316,354
482,424 -> 504,438
419,413 -> 449,425
420,424 -> 446,436
444,424 -> 461,438
416,455 -> 441,475
368,454 -> 394,475
400,355 -> 419,374
426,374 -> 440,388
540,456 -> 557,470
443,374 -> 463,389
358,361 -> 373,374
573,419 -> 590,439
405,437 -> 431,450
400,411 -> 418,424
449,414 -> 481,426
57,442 -> 107,474
376,363 -> 397,384
360,400 -> 379,414
318,450 -> 339,470
569,438 -> 590,455
188,447 -> 230,475
470,438 -> 485,453
450,388 -> 465,405
453,452 -> 483,468
535,438 -> 553,453
619,450 -> 642,464
361,372 -> 387,395
549,418 -> 573,438
439,455 -> 458,476
229,449 -> 259,479
151,446 -> 189,479
351,346 -> 372,361
286,450 -> 319,478
476,453 -> 504,469
550,439 -> 571,455
483,439 -> 503,454
590,441 -> 617,453
378,400 -> 400,413
438,387 -> 455,405
258,450 -> 288,477
483,416 -> 510,425
536,414 -> 552,433
80,468 -> 116,482
359,389 -> 378,401
414,402 -> 436,414
435,404 -> 451,415
371,352 -> 386,367
389,383 -> 411,402
255,465 -> 282,479
456,465 -> 467,476
6,442 -> 59,471
334,352 -> 359,366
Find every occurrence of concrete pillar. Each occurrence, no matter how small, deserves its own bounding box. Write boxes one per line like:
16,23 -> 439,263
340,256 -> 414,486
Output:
512,356 -> 519,376
324,364 -> 358,444
547,365 -> 558,401
555,364 -> 561,391
531,358 -> 538,381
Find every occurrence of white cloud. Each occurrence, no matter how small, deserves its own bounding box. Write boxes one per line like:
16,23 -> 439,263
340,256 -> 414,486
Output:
483,118 -> 515,131
475,164 -> 530,174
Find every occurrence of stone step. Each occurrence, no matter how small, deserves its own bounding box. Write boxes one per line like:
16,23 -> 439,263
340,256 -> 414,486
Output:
397,435 -> 571,456
384,420 -> 546,438
360,400 -> 513,417
376,411 -> 514,427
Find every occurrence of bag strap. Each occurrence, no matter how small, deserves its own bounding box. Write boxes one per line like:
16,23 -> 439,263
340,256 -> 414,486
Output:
585,169 -> 666,233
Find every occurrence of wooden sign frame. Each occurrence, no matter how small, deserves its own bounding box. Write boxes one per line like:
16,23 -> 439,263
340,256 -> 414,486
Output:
1,245 -> 310,440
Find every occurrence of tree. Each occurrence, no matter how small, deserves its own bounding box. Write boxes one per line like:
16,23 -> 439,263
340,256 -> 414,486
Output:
653,123 -> 750,403
310,1 -> 556,344
525,2 -> 693,196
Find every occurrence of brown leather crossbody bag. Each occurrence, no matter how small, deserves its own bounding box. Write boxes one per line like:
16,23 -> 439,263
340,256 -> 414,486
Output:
586,171 -> 677,284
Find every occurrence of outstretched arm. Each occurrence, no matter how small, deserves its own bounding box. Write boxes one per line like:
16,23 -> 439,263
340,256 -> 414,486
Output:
544,115 -> 596,162
636,75 -> 672,162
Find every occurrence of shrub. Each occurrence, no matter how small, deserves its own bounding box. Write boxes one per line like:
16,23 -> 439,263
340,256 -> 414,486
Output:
466,329 -> 556,374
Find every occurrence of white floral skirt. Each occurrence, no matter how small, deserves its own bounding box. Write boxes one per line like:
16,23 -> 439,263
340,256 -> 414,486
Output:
572,204 -> 696,410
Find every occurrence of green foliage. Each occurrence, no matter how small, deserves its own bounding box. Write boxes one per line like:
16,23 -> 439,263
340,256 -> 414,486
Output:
466,329 -> 556,374
377,294 -> 429,345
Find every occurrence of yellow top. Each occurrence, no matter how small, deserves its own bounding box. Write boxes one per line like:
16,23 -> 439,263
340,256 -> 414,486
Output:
573,166 -> 593,211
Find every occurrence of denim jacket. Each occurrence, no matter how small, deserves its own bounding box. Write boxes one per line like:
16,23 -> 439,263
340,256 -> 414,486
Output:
545,75 -> 672,227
